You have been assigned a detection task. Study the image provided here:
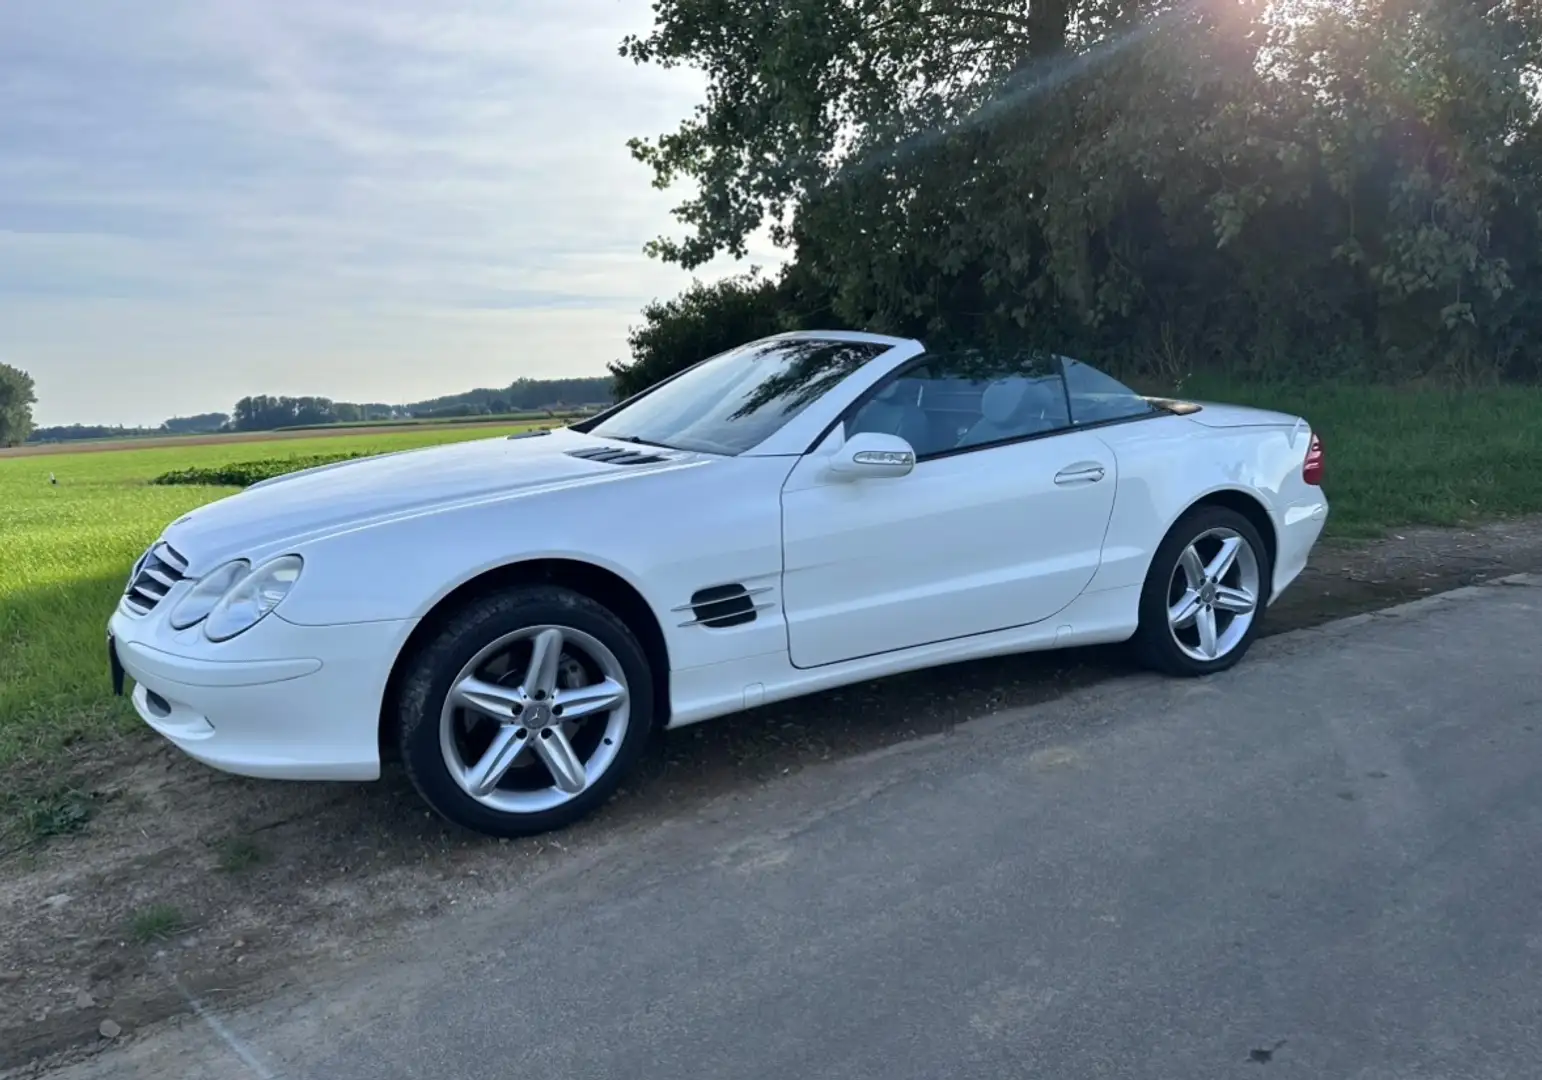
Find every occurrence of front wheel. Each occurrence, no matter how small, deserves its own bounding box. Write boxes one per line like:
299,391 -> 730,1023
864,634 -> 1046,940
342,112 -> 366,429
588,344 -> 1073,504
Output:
396,585 -> 655,838
1131,505 -> 1271,677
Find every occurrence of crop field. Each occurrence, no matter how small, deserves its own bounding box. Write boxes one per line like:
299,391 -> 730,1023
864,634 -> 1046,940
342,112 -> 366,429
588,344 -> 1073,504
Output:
1,416 -> 573,457
0,422 -> 543,815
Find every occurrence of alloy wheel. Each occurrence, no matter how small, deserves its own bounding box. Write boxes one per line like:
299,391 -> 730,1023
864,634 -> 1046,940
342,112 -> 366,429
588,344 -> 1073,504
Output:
438,624 -> 631,814
1165,527 -> 1261,663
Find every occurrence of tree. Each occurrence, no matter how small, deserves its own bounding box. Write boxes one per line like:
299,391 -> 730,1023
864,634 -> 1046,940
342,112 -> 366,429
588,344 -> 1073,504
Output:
623,0 -> 1542,383
162,412 -> 230,434
0,363 -> 36,446
609,264 -> 841,398
621,0 -> 1135,269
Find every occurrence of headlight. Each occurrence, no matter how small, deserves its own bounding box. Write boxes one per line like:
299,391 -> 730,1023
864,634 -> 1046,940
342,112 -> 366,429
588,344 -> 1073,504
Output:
203,555 -> 304,642
169,560 -> 251,629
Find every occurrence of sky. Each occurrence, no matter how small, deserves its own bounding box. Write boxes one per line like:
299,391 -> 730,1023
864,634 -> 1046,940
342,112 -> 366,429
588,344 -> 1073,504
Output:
0,0 -> 777,427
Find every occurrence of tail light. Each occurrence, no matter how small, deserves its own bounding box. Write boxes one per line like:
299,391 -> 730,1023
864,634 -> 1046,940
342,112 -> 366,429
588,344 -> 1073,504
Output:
1302,432 -> 1324,486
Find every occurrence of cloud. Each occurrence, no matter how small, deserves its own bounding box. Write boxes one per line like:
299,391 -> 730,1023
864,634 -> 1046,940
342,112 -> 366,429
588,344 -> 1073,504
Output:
0,0 -> 784,426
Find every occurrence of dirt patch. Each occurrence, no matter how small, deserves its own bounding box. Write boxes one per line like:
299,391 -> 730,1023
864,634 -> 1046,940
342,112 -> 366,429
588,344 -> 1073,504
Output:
6,515 -> 1542,1073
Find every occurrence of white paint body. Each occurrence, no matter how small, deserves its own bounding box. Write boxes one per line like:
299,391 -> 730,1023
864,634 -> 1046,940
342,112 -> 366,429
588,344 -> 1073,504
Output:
108,332 -> 1329,782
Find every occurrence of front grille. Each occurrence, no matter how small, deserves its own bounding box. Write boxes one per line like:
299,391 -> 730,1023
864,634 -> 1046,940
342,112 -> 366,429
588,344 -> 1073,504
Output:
123,542 -> 189,615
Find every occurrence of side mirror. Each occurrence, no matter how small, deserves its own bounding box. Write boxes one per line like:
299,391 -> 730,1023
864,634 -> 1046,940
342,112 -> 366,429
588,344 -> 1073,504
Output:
828,432 -> 916,480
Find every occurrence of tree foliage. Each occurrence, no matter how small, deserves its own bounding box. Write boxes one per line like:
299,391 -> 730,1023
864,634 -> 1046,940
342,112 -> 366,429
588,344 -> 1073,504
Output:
161,412 -> 231,435
621,0 -> 1542,384
610,265 -> 842,398
231,395 -> 349,432
0,363 -> 37,447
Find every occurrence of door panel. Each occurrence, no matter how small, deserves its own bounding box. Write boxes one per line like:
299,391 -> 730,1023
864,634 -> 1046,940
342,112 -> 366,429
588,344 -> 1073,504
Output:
779,430 -> 1118,668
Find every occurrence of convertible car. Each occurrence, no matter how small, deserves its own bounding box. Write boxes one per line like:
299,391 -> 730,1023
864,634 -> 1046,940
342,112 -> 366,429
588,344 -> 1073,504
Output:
108,332 -> 1328,837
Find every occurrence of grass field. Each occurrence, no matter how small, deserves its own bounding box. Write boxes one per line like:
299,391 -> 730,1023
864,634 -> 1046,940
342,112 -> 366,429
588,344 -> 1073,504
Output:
1173,377 -> 1542,537
0,422 -> 541,837
2,416 -> 571,457
3,382 -> 1542,841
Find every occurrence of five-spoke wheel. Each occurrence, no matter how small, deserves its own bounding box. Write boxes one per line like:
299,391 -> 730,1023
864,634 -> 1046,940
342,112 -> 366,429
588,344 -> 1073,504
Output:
397,586 -> 654,837
1165,526 -> 1261,663
1133,506 -> 1271,676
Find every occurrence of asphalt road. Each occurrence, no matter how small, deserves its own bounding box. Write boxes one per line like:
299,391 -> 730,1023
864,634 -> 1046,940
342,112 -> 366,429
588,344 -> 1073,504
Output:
52,578 -> 1542,1080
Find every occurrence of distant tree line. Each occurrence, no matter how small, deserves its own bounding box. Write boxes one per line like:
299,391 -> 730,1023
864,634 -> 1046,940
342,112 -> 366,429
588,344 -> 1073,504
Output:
29,423 -> 193,443
226,376 -> 613,431
402,377 -> 618,418
25,375 -> 616,443
162,412 -> 232,434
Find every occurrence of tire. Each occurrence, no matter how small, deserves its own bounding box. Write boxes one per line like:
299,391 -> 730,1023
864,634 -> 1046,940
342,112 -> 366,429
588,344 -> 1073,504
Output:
396,585 -> 655,838
1131,504 -> 1272,678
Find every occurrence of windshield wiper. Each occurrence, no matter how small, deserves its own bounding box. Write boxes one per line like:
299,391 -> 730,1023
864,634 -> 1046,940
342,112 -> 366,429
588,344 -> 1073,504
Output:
604,434 -> 679,451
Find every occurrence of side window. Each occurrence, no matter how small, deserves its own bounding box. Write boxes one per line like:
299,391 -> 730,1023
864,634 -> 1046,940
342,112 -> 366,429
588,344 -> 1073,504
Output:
846,365 -> 953,457
1061,357 -> 1157,426
846,350 -> 1073,458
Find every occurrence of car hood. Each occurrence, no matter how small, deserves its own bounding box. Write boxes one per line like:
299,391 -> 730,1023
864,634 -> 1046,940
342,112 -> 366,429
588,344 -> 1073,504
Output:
162,429 -> 701,570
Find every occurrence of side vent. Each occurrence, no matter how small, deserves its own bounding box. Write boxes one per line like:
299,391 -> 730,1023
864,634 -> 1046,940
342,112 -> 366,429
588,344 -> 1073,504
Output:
675,584 -> 773,628
507,429 -> 552,441
566,446 -> 670,466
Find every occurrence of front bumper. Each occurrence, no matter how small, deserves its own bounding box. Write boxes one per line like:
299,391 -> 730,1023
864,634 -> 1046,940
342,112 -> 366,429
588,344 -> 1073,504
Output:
108,607 -> 416,781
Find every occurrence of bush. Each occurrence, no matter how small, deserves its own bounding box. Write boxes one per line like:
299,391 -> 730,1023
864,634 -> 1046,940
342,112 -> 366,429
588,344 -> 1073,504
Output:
151,453 -> 369,488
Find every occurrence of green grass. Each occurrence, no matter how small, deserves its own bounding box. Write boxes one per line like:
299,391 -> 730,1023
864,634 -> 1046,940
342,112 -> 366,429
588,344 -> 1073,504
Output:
128,903 -> 187,943
1174,377 -> 1542,538
214,835 -> 267,872
0,784 -> 95,852
0,424 -> 537,840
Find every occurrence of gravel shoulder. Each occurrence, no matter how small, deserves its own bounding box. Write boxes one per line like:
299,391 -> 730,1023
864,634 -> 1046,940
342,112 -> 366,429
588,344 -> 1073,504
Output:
5,515 -> 1542,1073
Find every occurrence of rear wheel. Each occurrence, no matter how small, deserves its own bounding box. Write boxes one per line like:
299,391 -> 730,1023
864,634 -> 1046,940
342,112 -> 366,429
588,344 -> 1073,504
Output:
396,585 -> 655,837
1132,505 -> 1270,677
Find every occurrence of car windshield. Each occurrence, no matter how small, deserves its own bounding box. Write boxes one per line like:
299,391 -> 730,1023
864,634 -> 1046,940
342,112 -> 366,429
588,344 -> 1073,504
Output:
584,338 -> 891,455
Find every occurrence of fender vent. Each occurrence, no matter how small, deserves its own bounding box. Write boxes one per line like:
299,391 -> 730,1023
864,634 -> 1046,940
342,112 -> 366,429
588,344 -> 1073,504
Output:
507,429 -> 552,440
566,446 -> 669,466
676,583 -> 773,628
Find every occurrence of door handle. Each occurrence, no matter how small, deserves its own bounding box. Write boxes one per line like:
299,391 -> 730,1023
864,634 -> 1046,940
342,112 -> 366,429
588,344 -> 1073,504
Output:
1054,463 -> 1106,486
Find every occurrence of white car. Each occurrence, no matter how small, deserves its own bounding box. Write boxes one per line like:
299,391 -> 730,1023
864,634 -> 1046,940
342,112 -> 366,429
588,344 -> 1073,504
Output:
108,332 -> 1328,837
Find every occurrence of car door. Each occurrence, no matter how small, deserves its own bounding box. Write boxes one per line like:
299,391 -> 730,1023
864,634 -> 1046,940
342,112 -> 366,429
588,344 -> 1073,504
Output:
779,351 -> 1118,669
